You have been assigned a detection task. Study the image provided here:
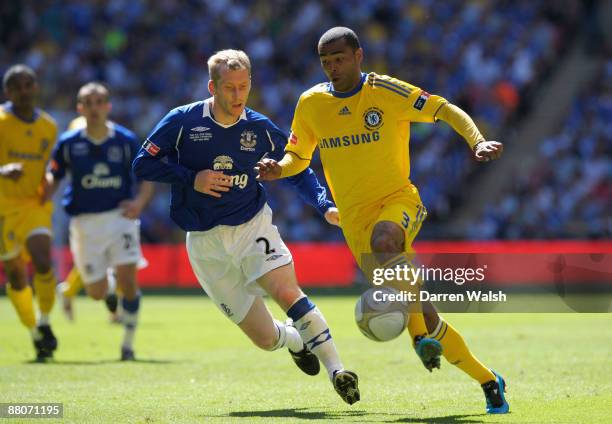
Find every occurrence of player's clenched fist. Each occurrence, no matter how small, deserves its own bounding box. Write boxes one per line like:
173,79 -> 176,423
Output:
473,140 -> 503,162
194,169 -> 233,198
255,158 -> 282,181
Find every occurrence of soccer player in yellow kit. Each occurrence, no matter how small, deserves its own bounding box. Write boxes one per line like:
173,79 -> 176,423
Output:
1,64 -> 59,361
257,27 -> 509,414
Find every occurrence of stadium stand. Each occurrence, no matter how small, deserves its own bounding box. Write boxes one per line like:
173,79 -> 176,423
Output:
0,0 -> 601,242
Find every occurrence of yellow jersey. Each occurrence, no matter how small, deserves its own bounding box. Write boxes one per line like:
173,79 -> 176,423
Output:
286,72 -> 447,221
0,103 -> 57,212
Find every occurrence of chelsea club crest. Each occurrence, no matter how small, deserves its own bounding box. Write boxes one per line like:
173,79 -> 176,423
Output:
363,107 -> 384,131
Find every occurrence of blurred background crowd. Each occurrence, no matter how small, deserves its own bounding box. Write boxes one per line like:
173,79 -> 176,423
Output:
1,0 -> 609,243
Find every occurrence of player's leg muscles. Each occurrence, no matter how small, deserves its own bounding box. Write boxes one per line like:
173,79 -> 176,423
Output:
237,296 -> 280,350
26,233 -> 56,317
4,256 -> 36,328
258,263 -> 344,378
115,263 -> 140,359
85,278 -> 108,300
370,221 -> 429,339
256,262 -> 304,311
3,256 -> 28,289
115,263 -> 138,299
26,233 -> 52,273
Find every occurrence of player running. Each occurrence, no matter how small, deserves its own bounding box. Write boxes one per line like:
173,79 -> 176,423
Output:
46,82 -> 154,360
256,27 -> 509,414
1,64 -> 59,361
133,49 -> 359,405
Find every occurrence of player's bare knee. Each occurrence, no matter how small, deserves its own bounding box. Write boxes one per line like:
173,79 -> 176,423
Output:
31,258 -> 52,274
250,332 -> 278,351
370,222 -> 404,254
371,231 -> 403,255
117,279 -> 138,298
26,235 -> 52,273
3,260 -> 27,289
85,281 -> 107,300
276,284 -> 304,311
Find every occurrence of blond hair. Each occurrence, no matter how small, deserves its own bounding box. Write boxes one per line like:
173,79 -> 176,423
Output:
77,82 -> 110,103
207,49 -> 251,85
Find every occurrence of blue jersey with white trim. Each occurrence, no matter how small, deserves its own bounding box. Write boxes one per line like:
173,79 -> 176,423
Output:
133,99 -> 333,231
50,123 -> 140,216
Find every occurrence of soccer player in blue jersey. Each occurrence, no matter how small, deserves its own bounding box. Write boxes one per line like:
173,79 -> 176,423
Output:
46,82 -> 154,360
133,49 -> 359,405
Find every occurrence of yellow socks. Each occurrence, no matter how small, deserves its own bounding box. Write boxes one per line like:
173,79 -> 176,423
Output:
430,319 -> 496,384
33,270 -> 56,316
63,266 -> 84,298
6,283 -> 36,329
407,311 -> 428,340
378,254 -> 429,340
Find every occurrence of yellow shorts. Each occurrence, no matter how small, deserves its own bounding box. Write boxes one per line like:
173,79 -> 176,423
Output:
341,185 -> 427,269
0,202 -> 53,261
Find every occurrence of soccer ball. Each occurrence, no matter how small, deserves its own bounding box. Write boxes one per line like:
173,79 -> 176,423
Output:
354,287 -> 408,342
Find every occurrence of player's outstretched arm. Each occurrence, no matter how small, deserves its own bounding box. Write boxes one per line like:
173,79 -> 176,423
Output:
435,103 -> 503,161
255,152 -> 311,181
254,158 -> 282,181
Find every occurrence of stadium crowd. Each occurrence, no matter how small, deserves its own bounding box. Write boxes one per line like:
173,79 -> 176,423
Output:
468,58 -> 611,239
0,0 -> 595,242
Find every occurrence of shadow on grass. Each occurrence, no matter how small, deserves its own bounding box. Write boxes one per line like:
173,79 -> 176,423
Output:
391,414 -> 489,424
210,408 -> 368,420
207,409 -> 490,423
25,358 -> 179,365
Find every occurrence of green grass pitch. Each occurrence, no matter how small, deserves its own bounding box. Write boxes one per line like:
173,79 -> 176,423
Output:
1,295 -> 611,423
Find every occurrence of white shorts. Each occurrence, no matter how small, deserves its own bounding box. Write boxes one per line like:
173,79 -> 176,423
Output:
187,204 -> 292,324
69,209 -> 142,284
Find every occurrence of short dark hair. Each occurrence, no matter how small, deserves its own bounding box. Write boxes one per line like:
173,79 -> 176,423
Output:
77,82 -> 110,103
318,27 -> 361,51
2,64 -> 37,91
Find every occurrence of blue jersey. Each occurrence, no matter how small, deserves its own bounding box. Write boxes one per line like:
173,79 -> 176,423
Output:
133,99 -> 334,231
50,123 -> 140,216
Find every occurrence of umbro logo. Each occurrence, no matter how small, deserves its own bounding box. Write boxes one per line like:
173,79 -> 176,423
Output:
191,126 -> 209,132
220,303 -> 234,317
338,106 -> 351,115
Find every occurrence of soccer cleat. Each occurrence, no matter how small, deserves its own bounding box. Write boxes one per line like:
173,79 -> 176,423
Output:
33,337 -> 51,362
34,325 -> 58,361
332,370 -> 360,405
414,336 -> 442,372
120,346 -> 135,361
482,371 -> 509,414
38,324 -> 58,352
289,343 -> 320,376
